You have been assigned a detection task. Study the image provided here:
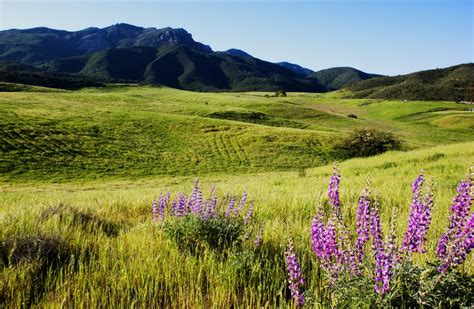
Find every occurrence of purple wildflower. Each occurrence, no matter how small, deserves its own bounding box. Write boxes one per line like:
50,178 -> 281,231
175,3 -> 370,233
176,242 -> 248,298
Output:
374,240 -> 397,295
464,213 -> 474,254
172,192 -> 188,216
201,196 -> 217,221
225,196 -> 235,218
151,199 -> 159,221
158,194 -> 168,221
437,173 -> 473,273
310,206 -> 326,259
324,218 -> 339,259
370,199 -> 383,251
200,186 -> 218,220
328,164 -> 342,218
311,200 -> 356,278
373,246 -> 386,294
355,188 -> 371,262
401,174 -> 433,253
188,179 -> 203,215
285,240 -> 305,306
233,192 -> 247,216
370,199 -> 395,294
244,201 -> 254,225
449,177 -> 472,231
322,217 -> 343,283
381,213 -> 399,294
436,233 -> 448,258
334,217 -> 358,275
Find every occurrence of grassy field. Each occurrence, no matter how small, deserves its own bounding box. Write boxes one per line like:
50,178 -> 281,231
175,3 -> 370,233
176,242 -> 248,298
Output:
1,142 -> 473,306
1,85 -> 473,181
1,85 -> 473,306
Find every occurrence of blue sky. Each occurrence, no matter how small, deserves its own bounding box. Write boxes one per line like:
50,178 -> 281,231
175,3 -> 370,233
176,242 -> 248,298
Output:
0,0 -> 472,75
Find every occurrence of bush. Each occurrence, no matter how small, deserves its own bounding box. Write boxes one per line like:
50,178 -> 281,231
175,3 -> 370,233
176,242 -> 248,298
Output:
275,90 -> 287,97
333,128 -> 401,158
152,180 -> 261,254
163,215 -> 245,253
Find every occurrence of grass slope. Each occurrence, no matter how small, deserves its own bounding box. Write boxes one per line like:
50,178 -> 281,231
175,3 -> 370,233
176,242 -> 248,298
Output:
0,85 -> 473,182
1,142 -> 473,306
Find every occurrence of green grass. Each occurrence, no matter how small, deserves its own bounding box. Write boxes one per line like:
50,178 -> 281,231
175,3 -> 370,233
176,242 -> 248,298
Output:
1,142 -> 473,306
1,85 -> 473,181
1,85 -> 473,306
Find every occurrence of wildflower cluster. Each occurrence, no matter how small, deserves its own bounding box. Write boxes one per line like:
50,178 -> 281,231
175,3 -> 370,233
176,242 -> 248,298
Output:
287,166 -> 473,304
153,179 -> 252,222
309,166 -> 397,293
152,179 -> 261,251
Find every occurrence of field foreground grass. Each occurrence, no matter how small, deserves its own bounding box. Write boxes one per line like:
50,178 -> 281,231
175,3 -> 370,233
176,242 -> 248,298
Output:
1,142 -> 473,307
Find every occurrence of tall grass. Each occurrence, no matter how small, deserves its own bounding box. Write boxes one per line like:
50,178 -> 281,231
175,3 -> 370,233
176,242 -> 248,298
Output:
1,142 -> 473,306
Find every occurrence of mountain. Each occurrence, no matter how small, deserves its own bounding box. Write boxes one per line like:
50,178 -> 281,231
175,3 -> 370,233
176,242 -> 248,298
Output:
224,48 -> 253,58
224,50 -> 314,76
41,45 -> 325,92
0,23 -> 211,65
275,62 -> 314,76
345,63 -> 474,101
308,67 -> 380,90
0,24 -> 383,92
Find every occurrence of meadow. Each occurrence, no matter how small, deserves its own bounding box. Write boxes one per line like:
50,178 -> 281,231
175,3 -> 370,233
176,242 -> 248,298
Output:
0,85 -> 473,307
1,85 -> 473,181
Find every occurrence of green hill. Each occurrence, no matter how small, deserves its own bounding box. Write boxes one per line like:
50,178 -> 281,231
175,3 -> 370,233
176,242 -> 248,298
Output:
1,85 -> 473,181
308,67 -> 381,90
0,61 -> 103,90
344,63 -> 474,101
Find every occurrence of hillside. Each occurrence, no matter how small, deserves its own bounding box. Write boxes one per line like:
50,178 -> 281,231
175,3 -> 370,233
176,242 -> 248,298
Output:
275,62 -> 314,76
40,45 -> 325,91
308,67 -> 381,90
0,61 -> 104,90
345,63 -> 474,101
1,85 -> 473,181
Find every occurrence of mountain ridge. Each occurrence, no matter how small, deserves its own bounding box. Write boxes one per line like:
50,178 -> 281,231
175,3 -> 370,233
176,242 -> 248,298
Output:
344,63 -> 474,101
0,23 -> 212,65
308,67 -> 381,90
0,23 -> 415,92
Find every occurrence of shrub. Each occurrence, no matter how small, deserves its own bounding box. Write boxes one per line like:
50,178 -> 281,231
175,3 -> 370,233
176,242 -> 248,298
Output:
333,128 -> 401,158
297,167 -> 307,178
163,215 -> 245,253
152,180 -> 261,253
275,90 -> 287,97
